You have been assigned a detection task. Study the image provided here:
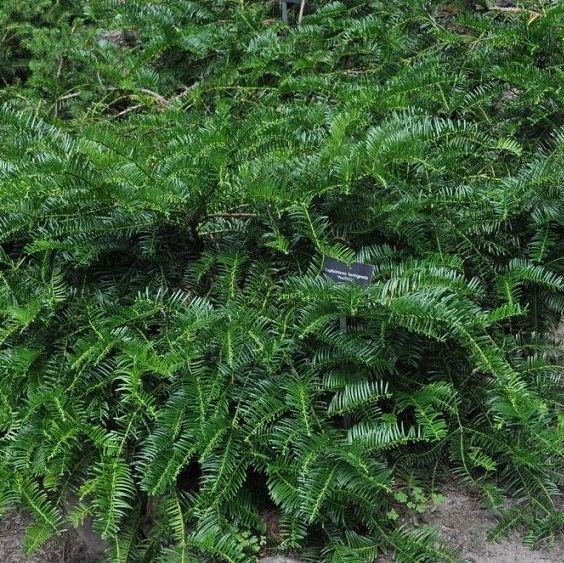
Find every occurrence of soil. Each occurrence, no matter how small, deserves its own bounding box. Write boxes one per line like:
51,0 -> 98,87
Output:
262,485 -> 564,562
2,488 -> 562,562
0,511 -> 100,563
417,485 -> 564,563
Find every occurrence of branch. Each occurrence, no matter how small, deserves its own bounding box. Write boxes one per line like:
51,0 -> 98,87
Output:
138,88 -> 171,108
57,91 -> 82,102
114,104 -> 142,118
208,213 -> 257,219
488,6 -> 542,22
298,0 -> 307,25
107,87 -> 171,108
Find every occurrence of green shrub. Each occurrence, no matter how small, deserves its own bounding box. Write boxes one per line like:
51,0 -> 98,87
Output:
0,1 -> 563,561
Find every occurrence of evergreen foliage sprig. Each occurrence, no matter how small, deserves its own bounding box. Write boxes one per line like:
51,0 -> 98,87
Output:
0,1 -> 563,561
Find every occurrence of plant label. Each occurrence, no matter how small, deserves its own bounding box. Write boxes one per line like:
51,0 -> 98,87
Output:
322,257 -> 375,287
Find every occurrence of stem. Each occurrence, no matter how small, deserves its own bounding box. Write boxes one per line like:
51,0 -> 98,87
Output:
298,0 -> 307,25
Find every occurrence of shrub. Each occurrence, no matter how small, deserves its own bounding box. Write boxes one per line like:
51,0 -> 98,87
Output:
0,1 -> 563,561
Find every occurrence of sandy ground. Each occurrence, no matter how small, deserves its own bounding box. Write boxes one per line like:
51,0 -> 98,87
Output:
417,486 -> 563,563
2,485 -> 562,563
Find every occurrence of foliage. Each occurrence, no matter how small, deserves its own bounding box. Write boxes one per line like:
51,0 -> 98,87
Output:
0,1 -> 563,561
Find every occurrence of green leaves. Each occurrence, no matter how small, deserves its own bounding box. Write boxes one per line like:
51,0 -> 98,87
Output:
89,457 -> 137,539
16,478 -> 63,552
0,0 -> 563,561
328,380 -> 391,415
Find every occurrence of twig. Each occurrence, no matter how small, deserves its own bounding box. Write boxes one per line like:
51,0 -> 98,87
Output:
52,90 -> 82,119
57,91 -> 82,102
298,0 -> 307,25
138,88 -> 171,107
173,82 -> 199,100
114,104 -> 142,118
107,87 -> 171,108
488,6 -> 541,21
209,212 -> 257,218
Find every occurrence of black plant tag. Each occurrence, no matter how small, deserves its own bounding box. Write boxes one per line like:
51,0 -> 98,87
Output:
322,257 -> 375,287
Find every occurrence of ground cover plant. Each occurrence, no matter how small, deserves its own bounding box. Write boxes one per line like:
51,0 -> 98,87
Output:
0,1 -> 563,561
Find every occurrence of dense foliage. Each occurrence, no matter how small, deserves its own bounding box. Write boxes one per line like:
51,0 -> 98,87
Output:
1,1 -> 563,561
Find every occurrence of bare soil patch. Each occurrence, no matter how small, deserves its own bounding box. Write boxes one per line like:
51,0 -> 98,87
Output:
0,511 -> 104,563
2,485 -> 562,562
418,485 -> 563,563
